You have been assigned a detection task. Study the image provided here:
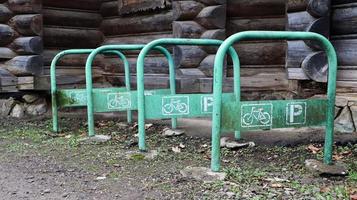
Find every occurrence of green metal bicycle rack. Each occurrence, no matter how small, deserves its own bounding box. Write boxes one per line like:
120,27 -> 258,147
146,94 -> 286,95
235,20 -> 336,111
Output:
136,38 -> 241,151
85,45 -> 178,137
210,31 -> 337,172
51,49 -> 133,133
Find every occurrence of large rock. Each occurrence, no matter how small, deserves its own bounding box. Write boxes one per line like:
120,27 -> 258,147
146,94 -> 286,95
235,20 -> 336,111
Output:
0,98 -> 15,117
10,104 -> 25,118
22,94 -> 39,104
305,159 -> 348,176
79,135 -> 111,144
180,167 -> 226,182
25,99 -> 47,116
334,106 -> 355,133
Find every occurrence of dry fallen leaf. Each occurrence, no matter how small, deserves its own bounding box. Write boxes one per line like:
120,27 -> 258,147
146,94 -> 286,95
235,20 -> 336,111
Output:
179,143 -> 185,149
307,144 -> 321,154
351,194 -> 357,200
270,183 -> 284,188
145,123 -> 153,129
320,186 -> 330,193
172,146 -> 181,153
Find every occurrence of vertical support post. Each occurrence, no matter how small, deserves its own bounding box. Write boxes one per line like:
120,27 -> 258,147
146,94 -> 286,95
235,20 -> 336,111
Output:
137,46 -> 176,150
50,53 -> 62,133
86,51 -> 97,137
324,41 -> 338,165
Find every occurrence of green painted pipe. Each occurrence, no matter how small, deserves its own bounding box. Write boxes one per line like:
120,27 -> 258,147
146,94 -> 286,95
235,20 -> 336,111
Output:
85,45 -> 177,137
136,38 -> 240,151
50,49 -> 131,133
211,31 -> 337,172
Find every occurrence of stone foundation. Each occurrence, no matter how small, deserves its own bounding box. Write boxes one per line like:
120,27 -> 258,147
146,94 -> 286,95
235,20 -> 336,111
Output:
0,94 -> 47,118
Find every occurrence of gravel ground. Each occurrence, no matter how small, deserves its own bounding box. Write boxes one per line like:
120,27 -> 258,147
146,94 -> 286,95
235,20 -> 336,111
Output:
0,115 -> 356,199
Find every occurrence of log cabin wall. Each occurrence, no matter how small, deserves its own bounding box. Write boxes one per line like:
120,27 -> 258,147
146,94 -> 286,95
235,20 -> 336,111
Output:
100,0 -> 173,90
225,0 -> 288,95
286,0 -> 331,90
331,0 -> 357,93
0,0 -> 43,92
35,0 -> 104,90
172,0 -> 226,93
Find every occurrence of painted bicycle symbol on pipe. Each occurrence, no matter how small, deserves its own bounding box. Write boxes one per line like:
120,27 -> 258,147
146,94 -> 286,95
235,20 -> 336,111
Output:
241,104 -> 273,127
162,96 -> 189,115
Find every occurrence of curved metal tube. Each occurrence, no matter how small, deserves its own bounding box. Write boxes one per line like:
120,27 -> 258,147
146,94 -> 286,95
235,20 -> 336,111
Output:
136,38 -> 240,151
211,31 -> 338,172
85,45 -> 176,137
50,49 -> 130,132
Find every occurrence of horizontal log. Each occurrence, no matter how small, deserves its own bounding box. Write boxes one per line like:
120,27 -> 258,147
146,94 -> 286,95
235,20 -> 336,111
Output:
200,29 -> 225,53
106,74 -> 169,89
287,12 -> 329,49
173,1 -> 204,20
43,8 -> 102,28
0,24 -> 17,45
287,11 -> 316,31
17,76 -> 33,90
43,49 -> 103,66
101,11 -> 173,35
332,39 -> 357,66
286,41 -> 314,68
198,54 -> 215,76
8,14 -> 42,36
103,56 -> 170,74
227,16 -> 285,35
7,0 -> 41,14
173,21 -> 205,38
332,6 -> 357,35
100,1 -> 118,18
0,55 -> 43,75
0,4 -> 13,23
33,74 -> 104,90
287,68 -> 309,80
287,67 -> 357,82
0,47 -> 16,59
174,46 -> 207,68
287,0 -> 330,17
43,0 -> 101,11
234,41 -> 286,65
9,36 -> 43,54
104,32 -> 173,45
196,5 -> 226,29
222,68 -> 289,91
43,27 -> 104,48
43,66 -> 104,76
227,0 -> 286,17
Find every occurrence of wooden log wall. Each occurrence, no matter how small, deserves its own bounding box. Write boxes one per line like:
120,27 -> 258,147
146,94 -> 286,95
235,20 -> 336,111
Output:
225,0 -> 288,92
173,0 -> 226,79
331,0 -> 357,93
36,0 -> 105,90
286,0 -> 331,83
0,0 -> 43,92
100,0 -> 173,88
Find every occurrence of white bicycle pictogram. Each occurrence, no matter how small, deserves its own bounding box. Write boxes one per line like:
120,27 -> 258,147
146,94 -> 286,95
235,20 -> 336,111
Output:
108,95 -> 130,109
242,107 -> 271,126
163,99 -> 188,114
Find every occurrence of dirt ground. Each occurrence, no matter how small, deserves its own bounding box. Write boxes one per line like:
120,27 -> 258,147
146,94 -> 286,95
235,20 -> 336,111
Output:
0,115 -> 356,200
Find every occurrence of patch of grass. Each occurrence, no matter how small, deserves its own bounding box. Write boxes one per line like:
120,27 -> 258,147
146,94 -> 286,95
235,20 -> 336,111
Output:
224,167 -> 266,184
348,171 -> 357,182
130,153 -> 145,160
